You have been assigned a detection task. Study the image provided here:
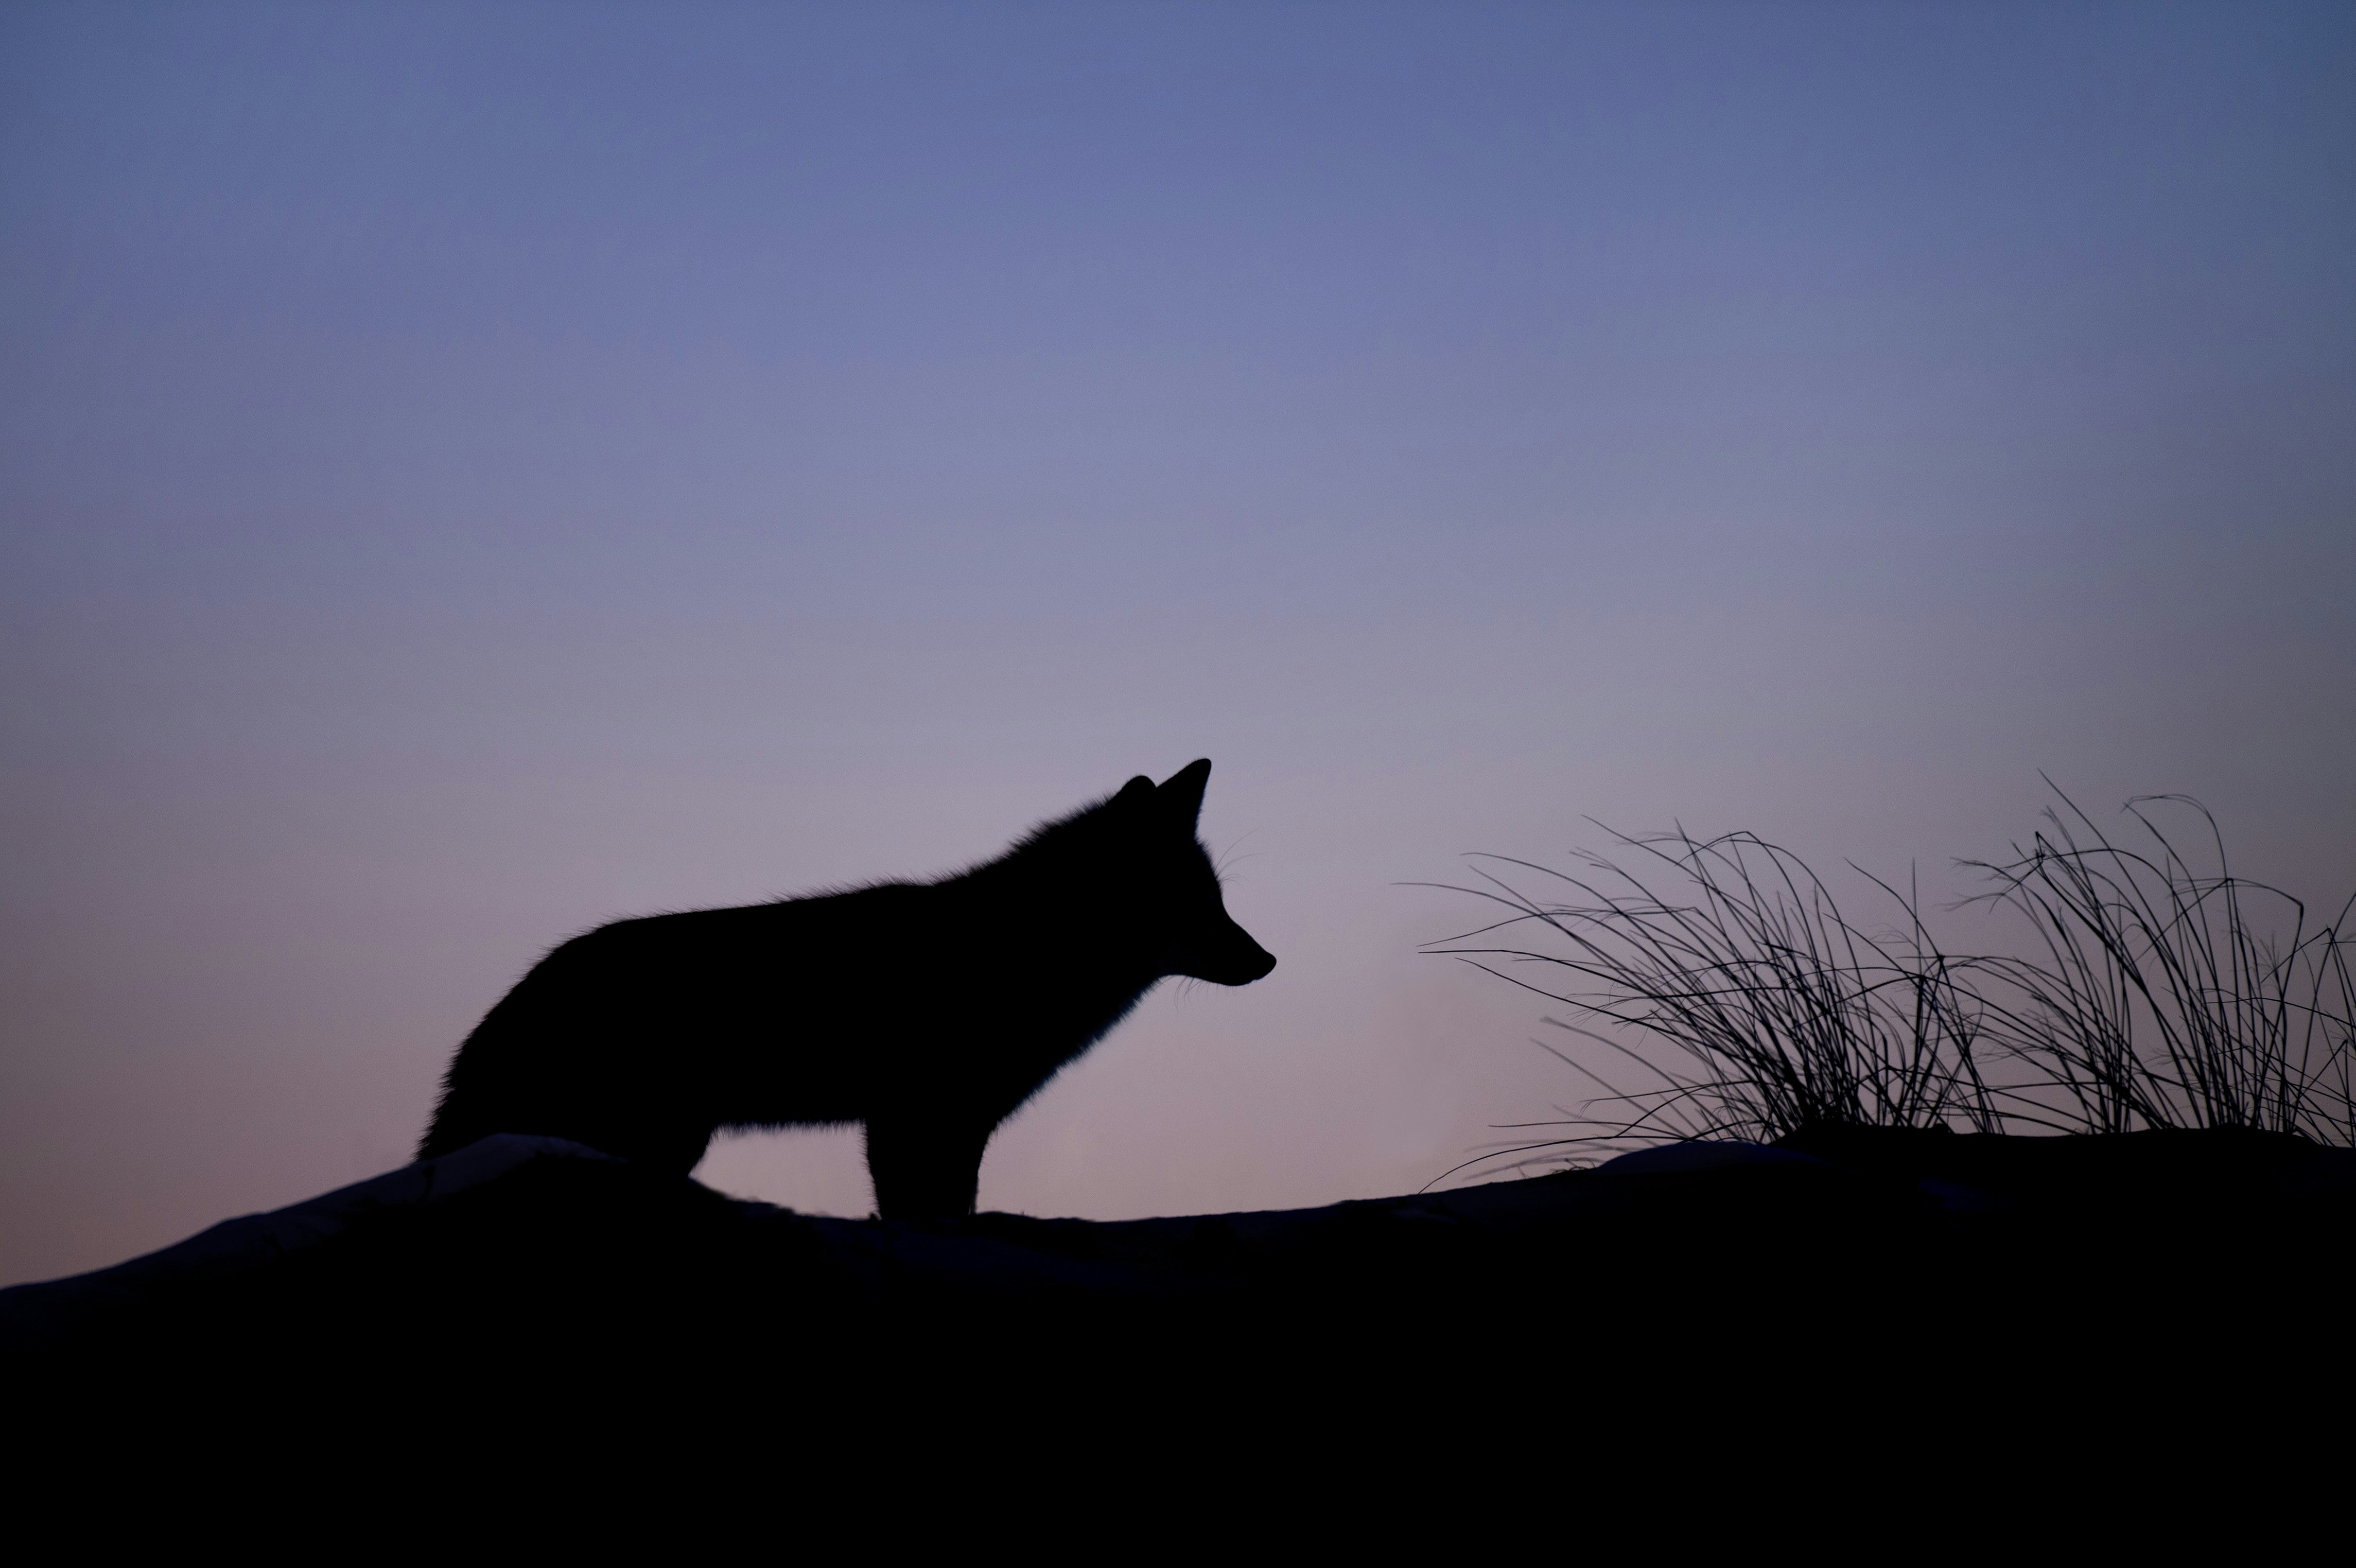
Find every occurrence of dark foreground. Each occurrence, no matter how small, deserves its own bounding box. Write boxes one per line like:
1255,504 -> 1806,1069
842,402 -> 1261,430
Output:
9,1127 -> 2351,1527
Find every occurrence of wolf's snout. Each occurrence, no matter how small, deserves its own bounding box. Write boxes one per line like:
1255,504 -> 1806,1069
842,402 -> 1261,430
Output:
1198,947 -> 1276,986
1234,932 -> 1272,984
1170,920 -> 1276,986
1232,939 -> 1277,984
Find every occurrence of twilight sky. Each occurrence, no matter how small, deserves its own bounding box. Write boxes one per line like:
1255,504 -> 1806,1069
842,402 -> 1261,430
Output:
4,2 -> 2351,1285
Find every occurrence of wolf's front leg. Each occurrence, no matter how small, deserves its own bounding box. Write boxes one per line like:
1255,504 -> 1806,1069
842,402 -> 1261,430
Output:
863,1111 -> 992,1222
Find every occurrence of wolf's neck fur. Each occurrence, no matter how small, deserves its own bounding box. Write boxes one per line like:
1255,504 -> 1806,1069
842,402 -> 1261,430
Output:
932,793 -> 1169,1062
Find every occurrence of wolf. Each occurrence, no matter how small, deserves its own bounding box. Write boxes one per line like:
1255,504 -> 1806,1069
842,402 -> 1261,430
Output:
418,759 -> 1275,1219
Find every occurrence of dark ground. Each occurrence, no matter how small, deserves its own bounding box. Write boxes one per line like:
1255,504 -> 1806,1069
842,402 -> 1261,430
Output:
8,1128 -> 2349,1534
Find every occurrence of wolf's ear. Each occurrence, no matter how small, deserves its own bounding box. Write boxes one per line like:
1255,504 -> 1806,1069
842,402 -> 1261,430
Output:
1158,759 -> 1211,830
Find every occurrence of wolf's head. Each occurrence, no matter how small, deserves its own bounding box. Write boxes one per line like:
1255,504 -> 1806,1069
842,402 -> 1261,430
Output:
1094,759 -> 1277,987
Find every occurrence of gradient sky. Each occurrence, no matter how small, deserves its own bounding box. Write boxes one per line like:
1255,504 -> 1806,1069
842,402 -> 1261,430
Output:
4,2 -> 2351,1286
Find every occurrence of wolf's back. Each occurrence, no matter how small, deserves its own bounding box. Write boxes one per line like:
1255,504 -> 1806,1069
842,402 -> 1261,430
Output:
417,888 -> 926,1164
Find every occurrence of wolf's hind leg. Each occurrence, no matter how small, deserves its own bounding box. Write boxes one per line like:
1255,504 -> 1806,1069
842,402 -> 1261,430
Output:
864,1112 -> 992,1221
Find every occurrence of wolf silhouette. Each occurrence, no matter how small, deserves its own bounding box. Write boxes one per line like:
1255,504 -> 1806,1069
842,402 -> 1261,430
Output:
418,760 -> 1275,1219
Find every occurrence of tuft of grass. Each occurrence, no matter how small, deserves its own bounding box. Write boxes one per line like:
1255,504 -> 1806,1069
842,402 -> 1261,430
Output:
1418,827 -> 2000,1175
1964,786 -> 2356,1145
1424,788 -> 2354,1177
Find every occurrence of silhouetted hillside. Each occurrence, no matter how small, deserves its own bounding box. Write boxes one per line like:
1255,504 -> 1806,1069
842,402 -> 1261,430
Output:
11,1127 -> 2349,1514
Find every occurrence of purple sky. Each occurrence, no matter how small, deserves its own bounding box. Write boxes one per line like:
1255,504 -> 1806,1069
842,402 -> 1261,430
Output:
5,2 -> 2352,1285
